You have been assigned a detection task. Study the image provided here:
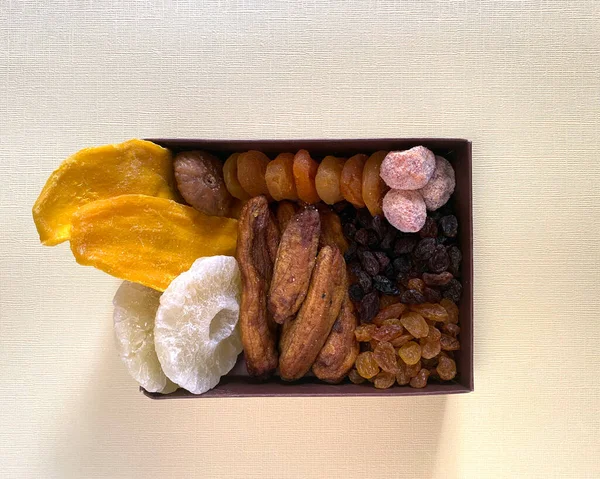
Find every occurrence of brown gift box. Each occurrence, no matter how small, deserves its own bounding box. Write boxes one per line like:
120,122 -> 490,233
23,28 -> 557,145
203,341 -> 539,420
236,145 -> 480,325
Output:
143,138 -> 473,398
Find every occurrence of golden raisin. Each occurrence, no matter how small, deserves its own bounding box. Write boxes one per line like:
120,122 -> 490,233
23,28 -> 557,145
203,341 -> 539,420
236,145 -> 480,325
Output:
396,358 -> 421,385
379,294 -> 401,309
440,298 -> 459,324
340,154 -> 367,208
265,153 -> 298,201
223,152 -> 251,200
237,150 -> 272,199
374,370 -> 396,389
407,278 -> 425,293
398,341 -> 422,365
354,324 -> 377,342
362,150 -> 389,216
348,368 -> 366,384
390,333 -> 414,348
442,323 -> 460,338
372,303 -> 407,326
372,323 -> 404,342
420,338 -> 441,359
409,368 -> 430,388
373,341 -> 399,373
293,150 -> 320,204
355,351 -> 380,379
400,312 -> 429,338
315,156 -> 346,204
437,355 -> 457,381
410,303 -> 449,322
440,334 -> 460,351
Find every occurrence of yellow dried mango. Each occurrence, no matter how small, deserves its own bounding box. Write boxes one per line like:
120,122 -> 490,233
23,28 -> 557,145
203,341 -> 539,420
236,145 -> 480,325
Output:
33,139 -> 175,246
70,195 -> 238,291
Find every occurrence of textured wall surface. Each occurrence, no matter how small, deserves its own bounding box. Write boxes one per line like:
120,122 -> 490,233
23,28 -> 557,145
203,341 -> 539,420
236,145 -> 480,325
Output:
1,1 -> 599,478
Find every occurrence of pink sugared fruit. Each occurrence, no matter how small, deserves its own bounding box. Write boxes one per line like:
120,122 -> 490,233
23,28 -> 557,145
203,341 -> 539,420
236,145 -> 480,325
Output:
419,155 -> 455,211
380,146 -> 436,190
382,189 -> 426,233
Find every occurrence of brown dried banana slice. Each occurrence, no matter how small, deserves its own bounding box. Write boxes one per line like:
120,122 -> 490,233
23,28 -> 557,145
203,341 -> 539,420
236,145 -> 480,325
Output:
312,294 -> 359,384
268,207 -> 320,324
278,245 -> 347,381
236,196 -> 279,378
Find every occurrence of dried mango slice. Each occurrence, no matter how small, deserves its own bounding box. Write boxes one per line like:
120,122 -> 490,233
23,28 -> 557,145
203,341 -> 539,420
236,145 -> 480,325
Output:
70,194 -> 238,291
32,139 -> 175,246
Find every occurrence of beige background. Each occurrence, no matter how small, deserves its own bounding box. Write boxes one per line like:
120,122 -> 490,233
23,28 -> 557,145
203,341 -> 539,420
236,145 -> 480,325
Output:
1,1 -> 599,478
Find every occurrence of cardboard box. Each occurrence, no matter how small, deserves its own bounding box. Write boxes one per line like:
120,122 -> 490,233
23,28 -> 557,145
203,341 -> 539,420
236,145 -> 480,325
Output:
144,138 -> 473,398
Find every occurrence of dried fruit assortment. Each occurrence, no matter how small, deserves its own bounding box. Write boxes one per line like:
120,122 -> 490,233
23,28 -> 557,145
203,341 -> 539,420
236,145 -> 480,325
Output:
33,139 -> 464,394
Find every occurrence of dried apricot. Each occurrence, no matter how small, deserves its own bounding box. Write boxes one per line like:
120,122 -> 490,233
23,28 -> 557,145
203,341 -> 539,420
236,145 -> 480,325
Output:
315,156 -> 346,204
374,371 -> 396,389
400,312 -> 429,338
237,150 -> 272,199
340,154 -> 367,207
410,303 -> 449,322
362,150 -> 389,216
373,341 -> 399,373
398,341 -> 421,365
33,139 -> 175,246
265,153 -> 298,201
293,150 -> 320,204
223,152 -> 251,200
440,298 -> 459,324
355,351 -> 380,379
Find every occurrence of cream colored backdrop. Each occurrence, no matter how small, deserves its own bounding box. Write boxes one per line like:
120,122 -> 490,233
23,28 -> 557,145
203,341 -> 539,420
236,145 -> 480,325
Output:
1,1 -> 599,478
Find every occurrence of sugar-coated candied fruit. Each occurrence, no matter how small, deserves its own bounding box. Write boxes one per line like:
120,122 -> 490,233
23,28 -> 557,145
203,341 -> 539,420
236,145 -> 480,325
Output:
382,189 -> 427,233
380,146 -> 436,190
419,155 -> 455,211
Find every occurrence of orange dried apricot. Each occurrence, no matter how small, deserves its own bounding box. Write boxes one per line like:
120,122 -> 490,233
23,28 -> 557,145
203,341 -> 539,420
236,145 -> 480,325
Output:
237,150 -> 272,200
32,139 -> 175,246
265,153 -> 298,201
293,150 -> 320,204
362,150 -> 389,216
340,154 -> 367,207
223,153 -> 251,201
315,156 -> 346,205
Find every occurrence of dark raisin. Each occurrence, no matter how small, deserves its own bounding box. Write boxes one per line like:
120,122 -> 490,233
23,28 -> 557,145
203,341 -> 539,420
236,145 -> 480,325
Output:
439,215 -> 458,238
356,209 -> 373,229
413,259 -> 430,274
348,283 -> 365,302
333,200 -> 351,213
380,228 -> 396,251
359,291 -> 379,323
413,238 -> 437,260
419,217 -> 438,238
443,279 -> 462,302
423,287 -> 442,303
401,289 -> 426,304
367,230 -> 380,248
447,246 -> 462,277
357,270 -> 373,293
393,256 -> 412,274
342,222 -> 357,239
383,262 -> 395,280
394,237 -> 418,255
436,235 -> 451,245
373,275 -> 400,295
355,228 -> 370,246
428,245 -> 450,273
371,215 -> 387,239
343,241 -> 357,262
373,251 -> 390,270
422,271 -> 453,286
358,251 -> 380,276
348,261 -> 363,277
